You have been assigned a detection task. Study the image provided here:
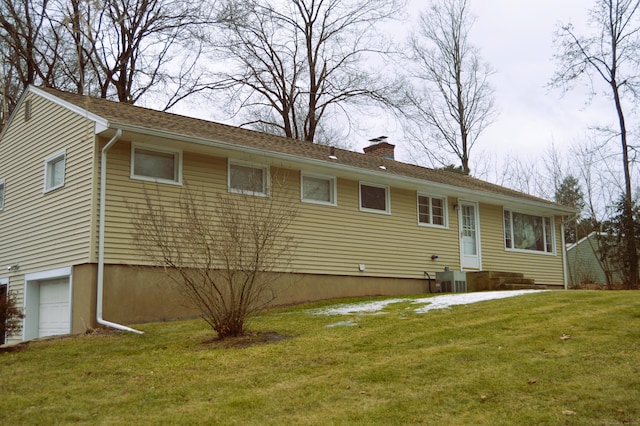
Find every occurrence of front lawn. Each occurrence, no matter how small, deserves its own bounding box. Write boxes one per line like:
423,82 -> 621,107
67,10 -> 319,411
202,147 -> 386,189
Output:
1,290 -> 639,425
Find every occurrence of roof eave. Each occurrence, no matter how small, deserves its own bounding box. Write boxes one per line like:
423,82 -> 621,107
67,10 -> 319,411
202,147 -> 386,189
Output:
30,86 -> 109,133
103,122 -> 575,215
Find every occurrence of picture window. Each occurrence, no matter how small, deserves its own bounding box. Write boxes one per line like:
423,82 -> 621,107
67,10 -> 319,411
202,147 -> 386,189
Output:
503,209 -> 554,254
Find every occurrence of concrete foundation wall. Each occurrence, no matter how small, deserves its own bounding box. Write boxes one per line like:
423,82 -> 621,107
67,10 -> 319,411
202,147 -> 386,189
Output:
73,263 -> 430,330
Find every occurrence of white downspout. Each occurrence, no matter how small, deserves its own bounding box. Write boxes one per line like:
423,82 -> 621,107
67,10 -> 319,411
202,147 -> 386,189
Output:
97,129 -> 143,334
560,213 -> 580,291
561,221 -> 569,290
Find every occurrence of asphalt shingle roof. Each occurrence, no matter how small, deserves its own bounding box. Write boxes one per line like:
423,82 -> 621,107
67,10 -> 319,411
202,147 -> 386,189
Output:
39,86 -> 571,211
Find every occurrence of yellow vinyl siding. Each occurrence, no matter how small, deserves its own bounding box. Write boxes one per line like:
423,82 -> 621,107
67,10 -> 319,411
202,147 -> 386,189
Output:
0,93 -> 96,274
479,203 -> 564,284
99,137 -> 565,284
289,182 -> 460,277
102,141 -> 461,278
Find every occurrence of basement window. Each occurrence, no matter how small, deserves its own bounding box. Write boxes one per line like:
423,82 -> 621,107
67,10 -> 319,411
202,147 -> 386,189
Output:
228,160 -> 269,196
301,172 -> 336,205
131,143 -> 182,185
359,182 -> 390,214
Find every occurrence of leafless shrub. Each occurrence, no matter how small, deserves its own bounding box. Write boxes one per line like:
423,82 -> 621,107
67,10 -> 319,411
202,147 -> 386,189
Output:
1,288 -> 24,341
129,178 -> 297,338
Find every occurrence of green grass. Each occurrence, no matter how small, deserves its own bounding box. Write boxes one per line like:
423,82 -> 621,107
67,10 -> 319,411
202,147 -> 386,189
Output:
2,290 -> 640,425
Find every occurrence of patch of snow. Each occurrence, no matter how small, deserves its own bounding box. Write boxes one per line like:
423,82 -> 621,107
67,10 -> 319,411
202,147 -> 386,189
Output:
325,320 -> 359,328
311,290 -> 548,316
310,299 -> 410,316
412,290 -> 548,313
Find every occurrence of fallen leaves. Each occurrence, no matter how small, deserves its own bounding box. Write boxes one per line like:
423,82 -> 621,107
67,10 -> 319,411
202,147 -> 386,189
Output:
560,333 -> 572,340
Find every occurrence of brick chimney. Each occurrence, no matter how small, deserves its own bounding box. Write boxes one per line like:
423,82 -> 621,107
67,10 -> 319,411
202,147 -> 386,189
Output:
363,136 -> 395,160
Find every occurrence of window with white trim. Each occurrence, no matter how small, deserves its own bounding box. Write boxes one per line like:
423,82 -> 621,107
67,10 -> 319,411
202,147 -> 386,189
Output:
131,143 -> 182,184
228,160 -> 269,196
0,179 -> 5,210
503,209 -> 554,253
44,151 -> 66,192
359,182 -> 390,213
301,173 -> 336,205
417,194 -> 447,227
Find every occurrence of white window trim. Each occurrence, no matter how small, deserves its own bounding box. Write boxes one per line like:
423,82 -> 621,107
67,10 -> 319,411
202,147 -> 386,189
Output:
228,159 -> 270,197
359,181 -> 390,214
131,142 -> 183,185
43,150 -> 66,193
503,208 -> 556,255
417,193 -> 448,228
0,178 -> 5,211
301,172 -> 337,206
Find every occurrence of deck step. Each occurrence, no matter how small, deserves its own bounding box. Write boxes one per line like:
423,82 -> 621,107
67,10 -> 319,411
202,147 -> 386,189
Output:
499,283 -> 545,291
467,271 -> 537,292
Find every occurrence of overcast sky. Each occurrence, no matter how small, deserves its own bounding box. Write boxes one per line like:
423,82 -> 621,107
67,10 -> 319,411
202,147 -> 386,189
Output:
371,0 -> 616,168
385,0 -> 629,173
175,1 -> 615,174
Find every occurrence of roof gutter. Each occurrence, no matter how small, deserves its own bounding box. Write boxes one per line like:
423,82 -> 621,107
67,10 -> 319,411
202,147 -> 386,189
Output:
97,128 -> 143,334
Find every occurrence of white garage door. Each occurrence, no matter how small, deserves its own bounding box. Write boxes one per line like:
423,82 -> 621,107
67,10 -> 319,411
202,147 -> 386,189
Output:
38,278 -> 70,337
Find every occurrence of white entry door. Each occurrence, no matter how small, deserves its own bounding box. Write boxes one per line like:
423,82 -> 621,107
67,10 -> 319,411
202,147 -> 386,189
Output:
459,201 -> 481,270
38,278 -> 71,338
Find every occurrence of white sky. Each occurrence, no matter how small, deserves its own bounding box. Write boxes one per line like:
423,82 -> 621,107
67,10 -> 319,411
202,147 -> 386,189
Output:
375,0 -> 616,167
174,1 -> 618,175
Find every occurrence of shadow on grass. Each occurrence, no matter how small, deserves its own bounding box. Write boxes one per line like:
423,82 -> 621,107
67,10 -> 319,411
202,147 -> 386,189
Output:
201,331 -> 295,349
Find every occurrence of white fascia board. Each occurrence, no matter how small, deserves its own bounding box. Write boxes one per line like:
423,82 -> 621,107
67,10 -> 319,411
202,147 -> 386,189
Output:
25,266 -> 72,282
29,86 -> 109,133
107,122 -> 576,216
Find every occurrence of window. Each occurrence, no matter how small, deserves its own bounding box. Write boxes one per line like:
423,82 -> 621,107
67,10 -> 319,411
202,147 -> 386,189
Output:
44,151 -> 66,192
131,143 -> 182,185
0,179 -> 5,210
417,194 -> 447,227
301,173 -> 336,205
228,160 -> 269,196
359,182 -> 390,213
503,209 -> 554,254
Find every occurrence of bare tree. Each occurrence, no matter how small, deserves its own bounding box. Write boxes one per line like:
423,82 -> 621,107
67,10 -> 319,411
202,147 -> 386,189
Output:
404,0 -> 495,175
129,181 -> 297,339
0,0 -> 55,87
552,0 -> 640,288
210,0 -> 406,144
0,0 -> 214,131
72,0 -> 213,106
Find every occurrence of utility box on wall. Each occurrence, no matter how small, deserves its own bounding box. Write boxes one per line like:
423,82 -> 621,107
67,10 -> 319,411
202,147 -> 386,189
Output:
436,270 -> 467,293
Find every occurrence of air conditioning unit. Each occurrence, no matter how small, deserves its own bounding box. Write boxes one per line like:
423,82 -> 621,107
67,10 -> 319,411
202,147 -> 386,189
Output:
435,270 -> 467,293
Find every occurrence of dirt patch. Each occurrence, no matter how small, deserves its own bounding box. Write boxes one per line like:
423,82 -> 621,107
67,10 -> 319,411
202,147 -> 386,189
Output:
0,341 -> 30,353
570,283 -> 628,290
202,331 -> 294,349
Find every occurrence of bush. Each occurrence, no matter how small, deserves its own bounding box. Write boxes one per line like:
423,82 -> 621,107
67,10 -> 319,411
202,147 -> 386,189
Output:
1,289 -> 24,340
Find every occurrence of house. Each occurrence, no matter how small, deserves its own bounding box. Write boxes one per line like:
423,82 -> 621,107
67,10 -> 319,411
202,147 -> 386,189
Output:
566,232 -> 622,287
0,86 -> 576,342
